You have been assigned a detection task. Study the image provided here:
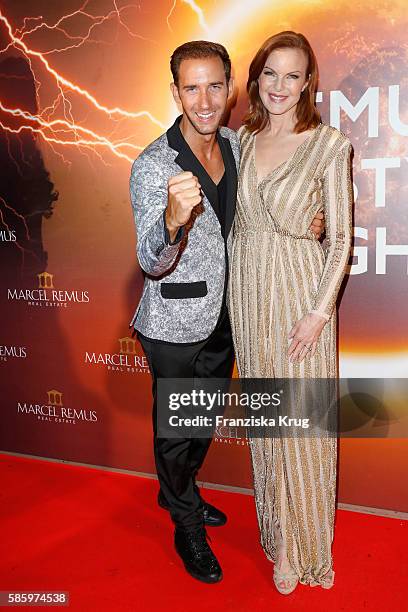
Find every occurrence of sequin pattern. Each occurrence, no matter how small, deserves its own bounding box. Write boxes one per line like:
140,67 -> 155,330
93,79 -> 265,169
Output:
228,124 -> 353,588
129,126 -> 240,342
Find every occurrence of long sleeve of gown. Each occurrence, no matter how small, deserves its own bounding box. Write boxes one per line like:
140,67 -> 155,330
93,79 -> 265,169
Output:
311,140 -> 353,321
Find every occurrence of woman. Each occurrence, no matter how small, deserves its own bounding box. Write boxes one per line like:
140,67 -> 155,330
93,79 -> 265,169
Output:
229,32 -> 353,593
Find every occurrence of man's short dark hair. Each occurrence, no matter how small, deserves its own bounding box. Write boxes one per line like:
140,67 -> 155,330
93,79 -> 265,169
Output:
170,40 -> 231,86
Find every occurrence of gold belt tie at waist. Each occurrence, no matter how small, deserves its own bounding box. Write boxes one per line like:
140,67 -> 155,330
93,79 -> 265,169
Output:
234,228 -> 316,241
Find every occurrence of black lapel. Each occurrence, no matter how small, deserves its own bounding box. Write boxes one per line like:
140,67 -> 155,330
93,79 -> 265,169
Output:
217,132 -> 237,239
167,117 -> 219,219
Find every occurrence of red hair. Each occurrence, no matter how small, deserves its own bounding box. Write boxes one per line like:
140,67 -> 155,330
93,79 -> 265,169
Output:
243,31 -> 321,134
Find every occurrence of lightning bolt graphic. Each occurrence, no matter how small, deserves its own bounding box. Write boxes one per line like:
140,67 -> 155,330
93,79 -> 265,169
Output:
167,0 -> 209,33
17,2 -> 156,55
0,11 -> 164,128
0,2 -> 190,274
0,102 -> 141,163
0,196 -> 40,271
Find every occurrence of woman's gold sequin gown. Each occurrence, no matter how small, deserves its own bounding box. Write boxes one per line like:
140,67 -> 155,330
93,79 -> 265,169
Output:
229,124 -> 353,588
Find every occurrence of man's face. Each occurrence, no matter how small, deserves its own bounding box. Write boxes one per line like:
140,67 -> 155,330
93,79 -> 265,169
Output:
171,56 -> 233,136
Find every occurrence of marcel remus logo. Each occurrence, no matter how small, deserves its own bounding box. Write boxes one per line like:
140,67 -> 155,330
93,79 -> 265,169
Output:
7,272 -> 90,308
16,389 -> 98,426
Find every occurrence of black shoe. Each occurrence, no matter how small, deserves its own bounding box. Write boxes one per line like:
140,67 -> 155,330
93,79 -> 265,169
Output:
158,491 -> 227,527
201,502 -> 227,527
174,527 -> 223,584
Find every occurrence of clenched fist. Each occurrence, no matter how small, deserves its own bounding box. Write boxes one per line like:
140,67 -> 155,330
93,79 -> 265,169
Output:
165,171 -> 202,242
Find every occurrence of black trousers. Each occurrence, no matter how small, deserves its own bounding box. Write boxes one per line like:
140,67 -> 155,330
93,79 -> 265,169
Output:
139,307 -> 235,530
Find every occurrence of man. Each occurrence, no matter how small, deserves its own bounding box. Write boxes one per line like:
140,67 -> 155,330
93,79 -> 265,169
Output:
129,41 -> 324,584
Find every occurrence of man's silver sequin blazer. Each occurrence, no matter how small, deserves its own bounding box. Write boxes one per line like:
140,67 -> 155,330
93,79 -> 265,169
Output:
129,117 -> 240,343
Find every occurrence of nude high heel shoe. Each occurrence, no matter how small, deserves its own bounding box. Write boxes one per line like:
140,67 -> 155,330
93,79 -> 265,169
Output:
273,563 -> 299,595
272,523 -> 299,595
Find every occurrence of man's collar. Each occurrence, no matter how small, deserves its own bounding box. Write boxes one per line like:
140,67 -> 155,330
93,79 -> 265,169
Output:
166,115 -> 186,153
167,116 -> 218,211
167,115 -> 224,153
165,115 -> 237,240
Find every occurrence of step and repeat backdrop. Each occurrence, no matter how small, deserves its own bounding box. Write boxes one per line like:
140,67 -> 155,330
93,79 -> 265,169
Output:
0,1 -> 407,512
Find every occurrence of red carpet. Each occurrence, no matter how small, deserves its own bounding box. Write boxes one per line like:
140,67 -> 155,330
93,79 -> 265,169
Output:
0,453 -> 406,611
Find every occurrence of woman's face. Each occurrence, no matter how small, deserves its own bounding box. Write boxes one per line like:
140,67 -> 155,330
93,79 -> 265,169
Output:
257,47 -> 309,118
